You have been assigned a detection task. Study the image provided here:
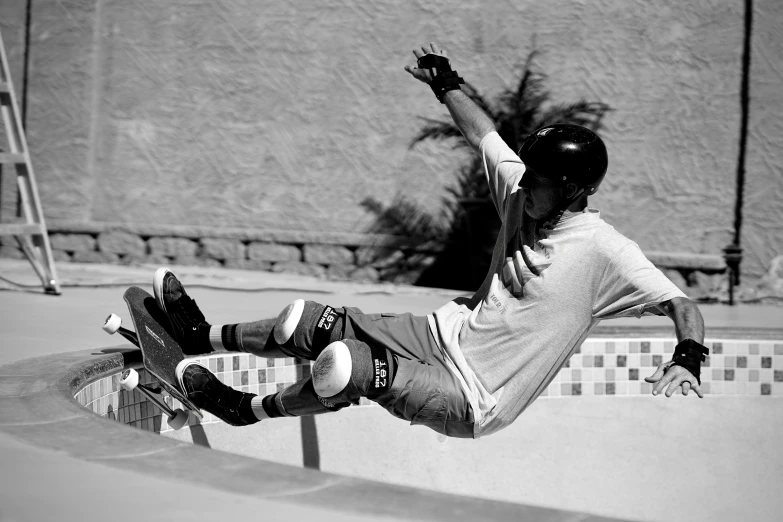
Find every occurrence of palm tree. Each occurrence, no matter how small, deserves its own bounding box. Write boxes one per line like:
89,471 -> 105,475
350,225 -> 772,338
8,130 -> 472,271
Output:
362,50 -> 611,290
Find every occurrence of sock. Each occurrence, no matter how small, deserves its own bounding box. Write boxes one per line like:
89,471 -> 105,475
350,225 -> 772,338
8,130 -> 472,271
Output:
208,324 -> 242,352
250,395 -> 269,420
196,323 -> 215,353
238,393 -> 260,425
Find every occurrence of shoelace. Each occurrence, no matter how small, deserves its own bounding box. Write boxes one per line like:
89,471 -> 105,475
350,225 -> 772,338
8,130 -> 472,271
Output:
188,367 -> 243,424
171,295 -> 206,332
198,373 -> 233,409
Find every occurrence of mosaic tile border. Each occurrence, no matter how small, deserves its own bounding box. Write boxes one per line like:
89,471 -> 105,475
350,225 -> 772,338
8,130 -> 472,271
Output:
75,338 -> 783,433
539,338 -> 783,398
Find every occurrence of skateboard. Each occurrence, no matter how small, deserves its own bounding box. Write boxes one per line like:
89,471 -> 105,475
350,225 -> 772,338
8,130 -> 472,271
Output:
102,286 -> 203,430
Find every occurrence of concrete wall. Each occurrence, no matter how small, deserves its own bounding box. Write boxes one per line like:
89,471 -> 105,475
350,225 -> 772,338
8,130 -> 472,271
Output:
744,0 -> 783,278
3,0 -> 782,277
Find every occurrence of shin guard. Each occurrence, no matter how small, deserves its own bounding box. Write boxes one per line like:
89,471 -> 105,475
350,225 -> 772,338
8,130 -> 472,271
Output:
274,378 -> 351,417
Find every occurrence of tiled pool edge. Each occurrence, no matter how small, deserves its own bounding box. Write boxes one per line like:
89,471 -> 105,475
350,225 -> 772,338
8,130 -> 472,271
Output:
75,332 -> 783,434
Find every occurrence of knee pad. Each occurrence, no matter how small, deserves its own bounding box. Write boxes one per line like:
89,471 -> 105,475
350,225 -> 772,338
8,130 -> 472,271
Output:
273,299 -> 344,358
312,339 -> 396,402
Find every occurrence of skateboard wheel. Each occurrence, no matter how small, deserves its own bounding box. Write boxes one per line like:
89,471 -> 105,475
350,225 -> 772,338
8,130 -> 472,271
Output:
168,409 -> 189,430
102,313 -> 122,335
119,368 -> 139,391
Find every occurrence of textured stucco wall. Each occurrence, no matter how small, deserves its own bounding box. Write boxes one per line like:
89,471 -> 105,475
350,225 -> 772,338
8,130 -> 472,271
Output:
26,0 -> 98,221
83,0 -> 469,234
744,0 -> 783,277
0,1 -> 26,107
536,1 -> 743,262
16,0 -> 783,276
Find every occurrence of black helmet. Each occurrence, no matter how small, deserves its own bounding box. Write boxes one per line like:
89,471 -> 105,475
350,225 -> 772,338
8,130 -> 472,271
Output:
518,124 -> 608,195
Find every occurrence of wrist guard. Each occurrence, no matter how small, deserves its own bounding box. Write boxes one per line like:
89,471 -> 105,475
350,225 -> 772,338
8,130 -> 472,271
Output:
671,339 -> 709,385
417,54 -> 465,103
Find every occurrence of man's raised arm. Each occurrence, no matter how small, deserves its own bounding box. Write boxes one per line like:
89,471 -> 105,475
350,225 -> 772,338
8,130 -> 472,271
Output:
404,42 -> 495,153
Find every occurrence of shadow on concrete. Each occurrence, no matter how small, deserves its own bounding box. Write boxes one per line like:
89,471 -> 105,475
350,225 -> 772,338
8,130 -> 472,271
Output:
190,424 -> 212,448
301,415 -> 320,470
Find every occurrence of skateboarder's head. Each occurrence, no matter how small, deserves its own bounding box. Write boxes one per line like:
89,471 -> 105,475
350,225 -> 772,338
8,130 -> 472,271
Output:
518,124 -> 608,221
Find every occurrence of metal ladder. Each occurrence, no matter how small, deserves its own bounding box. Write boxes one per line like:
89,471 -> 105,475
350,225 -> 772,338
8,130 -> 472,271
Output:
0,27 -> 60,294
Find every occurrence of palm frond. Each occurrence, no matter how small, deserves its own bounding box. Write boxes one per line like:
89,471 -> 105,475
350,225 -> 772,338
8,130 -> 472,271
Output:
361,195 -> 448,244
461,82 -> 496,118
535,101 -> 612,132
409,118 -> 465,149
445,156 -> 489,200
495,50 -> 552,149
409,83 -> 494,149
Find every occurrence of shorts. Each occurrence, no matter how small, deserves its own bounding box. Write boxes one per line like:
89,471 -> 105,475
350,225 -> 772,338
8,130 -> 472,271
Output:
342,307 -> 475,439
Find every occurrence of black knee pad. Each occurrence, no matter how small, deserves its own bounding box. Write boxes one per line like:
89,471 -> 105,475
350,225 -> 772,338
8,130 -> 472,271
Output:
273,299 -> 345,358
311,339 -> 397,403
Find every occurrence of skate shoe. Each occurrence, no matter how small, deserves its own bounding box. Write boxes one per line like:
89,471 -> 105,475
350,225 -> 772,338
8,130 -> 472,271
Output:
175,360 -> 257,426
153,267 -> 212,355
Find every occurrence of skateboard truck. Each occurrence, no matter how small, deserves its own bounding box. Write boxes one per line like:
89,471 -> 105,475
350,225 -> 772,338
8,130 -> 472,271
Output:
119,368 -> 189,430
102,312 -> 190,430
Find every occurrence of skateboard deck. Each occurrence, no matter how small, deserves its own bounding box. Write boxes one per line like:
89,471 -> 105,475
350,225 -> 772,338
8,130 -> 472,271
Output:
123,286 -> 202,417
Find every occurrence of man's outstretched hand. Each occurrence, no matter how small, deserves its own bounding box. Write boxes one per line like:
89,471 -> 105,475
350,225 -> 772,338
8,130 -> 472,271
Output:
645,362 -> 704,398
404,42 -> 449,84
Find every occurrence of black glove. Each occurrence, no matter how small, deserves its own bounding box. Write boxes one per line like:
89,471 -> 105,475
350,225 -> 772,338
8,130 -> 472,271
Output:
670,339 -> 709,385
417,54 -> 465,103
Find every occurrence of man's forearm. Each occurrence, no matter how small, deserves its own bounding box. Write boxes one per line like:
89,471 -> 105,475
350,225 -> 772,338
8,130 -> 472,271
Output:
442,89 -> 496,152
661,297 -> 705,344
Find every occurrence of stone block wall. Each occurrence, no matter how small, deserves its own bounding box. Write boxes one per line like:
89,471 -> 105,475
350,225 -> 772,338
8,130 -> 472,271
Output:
5,223 -> 782,303
1,225 -> 443,285
2,224 -> 754,301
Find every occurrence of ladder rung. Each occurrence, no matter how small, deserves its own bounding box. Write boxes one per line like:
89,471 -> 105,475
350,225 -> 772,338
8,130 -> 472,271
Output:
0,152 -> 26,164
0,223 -> 44,236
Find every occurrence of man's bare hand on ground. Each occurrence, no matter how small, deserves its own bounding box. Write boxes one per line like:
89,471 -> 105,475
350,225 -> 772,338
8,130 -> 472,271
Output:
404,42 -> 449,84
645,362 -> 704,398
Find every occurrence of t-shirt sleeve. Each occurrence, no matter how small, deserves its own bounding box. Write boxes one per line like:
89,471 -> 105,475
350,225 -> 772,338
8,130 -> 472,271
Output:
594,242 -> 687,320
479,131 -> 526,218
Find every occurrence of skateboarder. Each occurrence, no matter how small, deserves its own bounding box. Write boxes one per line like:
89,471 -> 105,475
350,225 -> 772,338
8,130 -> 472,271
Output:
162,42 -> 708,439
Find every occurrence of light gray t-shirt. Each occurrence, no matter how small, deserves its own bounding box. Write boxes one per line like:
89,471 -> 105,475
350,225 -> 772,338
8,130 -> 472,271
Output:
427,132 -> 686,437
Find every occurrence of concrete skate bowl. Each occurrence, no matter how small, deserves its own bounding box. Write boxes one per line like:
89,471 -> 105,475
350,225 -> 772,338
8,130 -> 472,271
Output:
3,325 -> 781,522
147,326 -> 783,522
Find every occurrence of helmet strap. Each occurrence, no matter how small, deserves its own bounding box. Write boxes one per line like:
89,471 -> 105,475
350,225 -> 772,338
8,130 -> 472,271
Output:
540,187 -> 587,229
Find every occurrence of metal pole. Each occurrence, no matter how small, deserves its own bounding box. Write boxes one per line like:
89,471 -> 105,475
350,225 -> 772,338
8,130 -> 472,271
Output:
725,0 -> 753,305
22,0 -> 33,128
